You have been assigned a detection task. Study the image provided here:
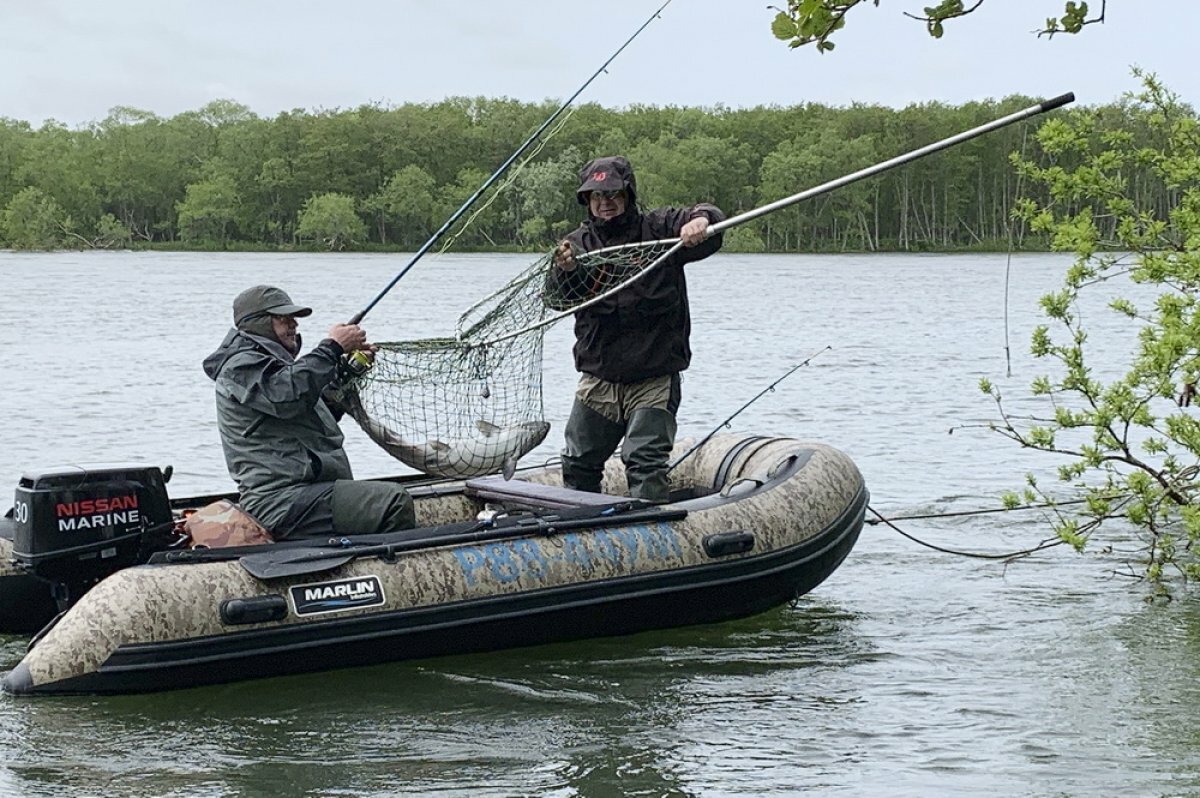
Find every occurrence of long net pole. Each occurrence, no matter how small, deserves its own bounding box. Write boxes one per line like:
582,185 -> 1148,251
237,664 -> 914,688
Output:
707,92 -> 1076,237
349,0 -> 675,325
476,91 -> 1077,345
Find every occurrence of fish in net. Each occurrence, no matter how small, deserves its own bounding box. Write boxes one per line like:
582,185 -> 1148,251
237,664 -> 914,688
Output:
336,238 -> 680,479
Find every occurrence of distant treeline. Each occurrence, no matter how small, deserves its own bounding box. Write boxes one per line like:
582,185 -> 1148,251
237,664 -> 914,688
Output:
0,96 -> 1170,252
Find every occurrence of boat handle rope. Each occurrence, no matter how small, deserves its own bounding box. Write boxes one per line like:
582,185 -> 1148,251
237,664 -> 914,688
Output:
719,477 -> 765,498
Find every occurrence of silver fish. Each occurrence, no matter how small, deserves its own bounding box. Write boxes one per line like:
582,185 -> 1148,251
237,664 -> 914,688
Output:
340,391 -> 549,479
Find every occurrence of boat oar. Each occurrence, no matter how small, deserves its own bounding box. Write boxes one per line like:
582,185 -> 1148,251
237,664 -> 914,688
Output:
240,548 -> 360,579
238,505 -> 687,580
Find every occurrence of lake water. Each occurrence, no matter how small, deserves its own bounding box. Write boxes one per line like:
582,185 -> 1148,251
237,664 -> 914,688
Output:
1,250 -> 1196,797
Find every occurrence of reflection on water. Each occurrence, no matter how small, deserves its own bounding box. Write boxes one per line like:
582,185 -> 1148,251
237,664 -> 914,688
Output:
0,603 -> 864,797
2,251 -> 1200,796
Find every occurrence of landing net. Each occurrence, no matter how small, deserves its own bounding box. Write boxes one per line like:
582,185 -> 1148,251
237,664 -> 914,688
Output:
339,239 -> 677,478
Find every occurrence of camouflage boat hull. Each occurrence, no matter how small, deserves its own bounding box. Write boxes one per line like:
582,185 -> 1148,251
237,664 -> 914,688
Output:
2,434 -> 867,696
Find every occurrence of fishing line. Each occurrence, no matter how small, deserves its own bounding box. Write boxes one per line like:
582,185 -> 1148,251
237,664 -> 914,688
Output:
349,0 -> 675,324
1002,123 -> 1032,378
434,108 -> 579,257
869,499 -> 1068,523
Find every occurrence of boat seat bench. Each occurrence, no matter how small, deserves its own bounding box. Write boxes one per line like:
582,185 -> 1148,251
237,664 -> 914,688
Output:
464,476 -> 628,509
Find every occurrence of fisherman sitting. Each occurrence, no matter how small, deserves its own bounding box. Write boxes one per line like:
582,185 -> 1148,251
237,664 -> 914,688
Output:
202,285 -> 416,539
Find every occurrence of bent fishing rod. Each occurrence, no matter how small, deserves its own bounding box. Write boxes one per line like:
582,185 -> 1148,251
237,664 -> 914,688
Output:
349,0 -> 674,325
668,345 -> 832,472
478,90 -> 1077,345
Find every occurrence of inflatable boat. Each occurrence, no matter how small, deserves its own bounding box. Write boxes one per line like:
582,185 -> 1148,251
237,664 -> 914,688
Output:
1,433 -> 867,695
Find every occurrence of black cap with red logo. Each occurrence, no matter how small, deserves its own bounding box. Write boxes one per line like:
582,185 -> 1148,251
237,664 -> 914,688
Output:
576,155 -> 638,205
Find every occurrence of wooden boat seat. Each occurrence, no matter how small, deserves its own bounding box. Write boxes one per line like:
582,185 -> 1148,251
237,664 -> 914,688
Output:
464,476 -> 628,510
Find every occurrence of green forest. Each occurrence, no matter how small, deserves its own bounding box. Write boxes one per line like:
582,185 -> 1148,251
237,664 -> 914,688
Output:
0,95 -> 1175,253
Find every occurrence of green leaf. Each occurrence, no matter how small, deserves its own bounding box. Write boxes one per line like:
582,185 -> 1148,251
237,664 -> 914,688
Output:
771,12 -> 800,42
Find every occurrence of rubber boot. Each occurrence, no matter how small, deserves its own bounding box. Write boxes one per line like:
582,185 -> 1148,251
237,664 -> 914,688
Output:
621,407 -> 677,503
561,399 -> 625,493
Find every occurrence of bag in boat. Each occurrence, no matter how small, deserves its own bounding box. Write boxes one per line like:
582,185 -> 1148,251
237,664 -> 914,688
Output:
184,500 -> 274,548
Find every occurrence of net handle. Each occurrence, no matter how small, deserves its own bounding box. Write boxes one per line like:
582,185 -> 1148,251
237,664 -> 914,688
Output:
583,91 -> 1077,257
474,91 -> 1076,346
706,91 -> 1075,237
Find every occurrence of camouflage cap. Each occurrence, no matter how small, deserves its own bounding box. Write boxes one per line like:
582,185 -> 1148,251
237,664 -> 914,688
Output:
232,285 -> 312,327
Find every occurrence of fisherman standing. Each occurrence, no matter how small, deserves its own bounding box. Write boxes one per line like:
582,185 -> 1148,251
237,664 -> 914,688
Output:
203,285 -> 416,539
550,156 -> 725,502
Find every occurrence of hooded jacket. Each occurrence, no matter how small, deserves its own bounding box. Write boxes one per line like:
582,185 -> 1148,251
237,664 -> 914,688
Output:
555,157 -> 726,383
202,329 -> 352,532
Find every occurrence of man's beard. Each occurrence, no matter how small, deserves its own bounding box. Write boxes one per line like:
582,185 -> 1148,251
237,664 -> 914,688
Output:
283,333 -> 302,356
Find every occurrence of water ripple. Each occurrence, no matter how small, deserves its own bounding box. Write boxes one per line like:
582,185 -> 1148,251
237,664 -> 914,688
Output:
2,252 -> 1199,796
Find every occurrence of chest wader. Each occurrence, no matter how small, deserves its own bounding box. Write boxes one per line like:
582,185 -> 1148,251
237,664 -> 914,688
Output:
620,407 -> 677,503
561,400 -> 626,494
561,374 -> 681,503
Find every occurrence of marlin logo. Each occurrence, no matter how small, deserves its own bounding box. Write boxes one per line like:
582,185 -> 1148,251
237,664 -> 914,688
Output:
290,576 -> 385,616
591,170 -> 607,182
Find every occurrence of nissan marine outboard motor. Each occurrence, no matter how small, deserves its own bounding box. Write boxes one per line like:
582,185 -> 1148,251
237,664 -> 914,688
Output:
11,464 -> 174,610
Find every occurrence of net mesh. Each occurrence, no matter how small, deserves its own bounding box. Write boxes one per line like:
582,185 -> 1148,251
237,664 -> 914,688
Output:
337,239 -> 678,479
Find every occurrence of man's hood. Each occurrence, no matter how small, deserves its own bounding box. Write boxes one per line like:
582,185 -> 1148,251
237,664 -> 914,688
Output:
576,155 -> 637,205
203,329 -> 296,380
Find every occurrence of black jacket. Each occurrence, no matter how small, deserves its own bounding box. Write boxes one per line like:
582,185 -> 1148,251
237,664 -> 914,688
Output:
559,203 -> 724,383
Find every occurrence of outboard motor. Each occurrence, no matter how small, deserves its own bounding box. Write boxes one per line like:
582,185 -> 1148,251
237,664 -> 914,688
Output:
11,464 -> 174,611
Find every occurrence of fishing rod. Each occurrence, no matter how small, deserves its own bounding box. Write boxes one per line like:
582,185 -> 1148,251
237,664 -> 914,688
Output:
349,0 -> 675,325
477,91 -> 1077,345
667,345 -> 832,472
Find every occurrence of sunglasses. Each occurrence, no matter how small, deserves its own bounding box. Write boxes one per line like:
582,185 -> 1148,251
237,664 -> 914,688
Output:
589,189 -> 625,201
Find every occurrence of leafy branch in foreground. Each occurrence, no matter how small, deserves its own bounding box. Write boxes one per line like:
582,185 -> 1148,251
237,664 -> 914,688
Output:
770,0 -> 1105,52
983,71 -> 1200,593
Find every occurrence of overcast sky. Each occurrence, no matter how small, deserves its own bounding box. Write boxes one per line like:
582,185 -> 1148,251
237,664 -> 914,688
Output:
4,1 -> 1196,127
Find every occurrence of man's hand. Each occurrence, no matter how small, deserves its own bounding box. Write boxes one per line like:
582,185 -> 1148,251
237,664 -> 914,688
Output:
680,216 -> 710,247
328,323 -> 368,353
553,240 -> 577,271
